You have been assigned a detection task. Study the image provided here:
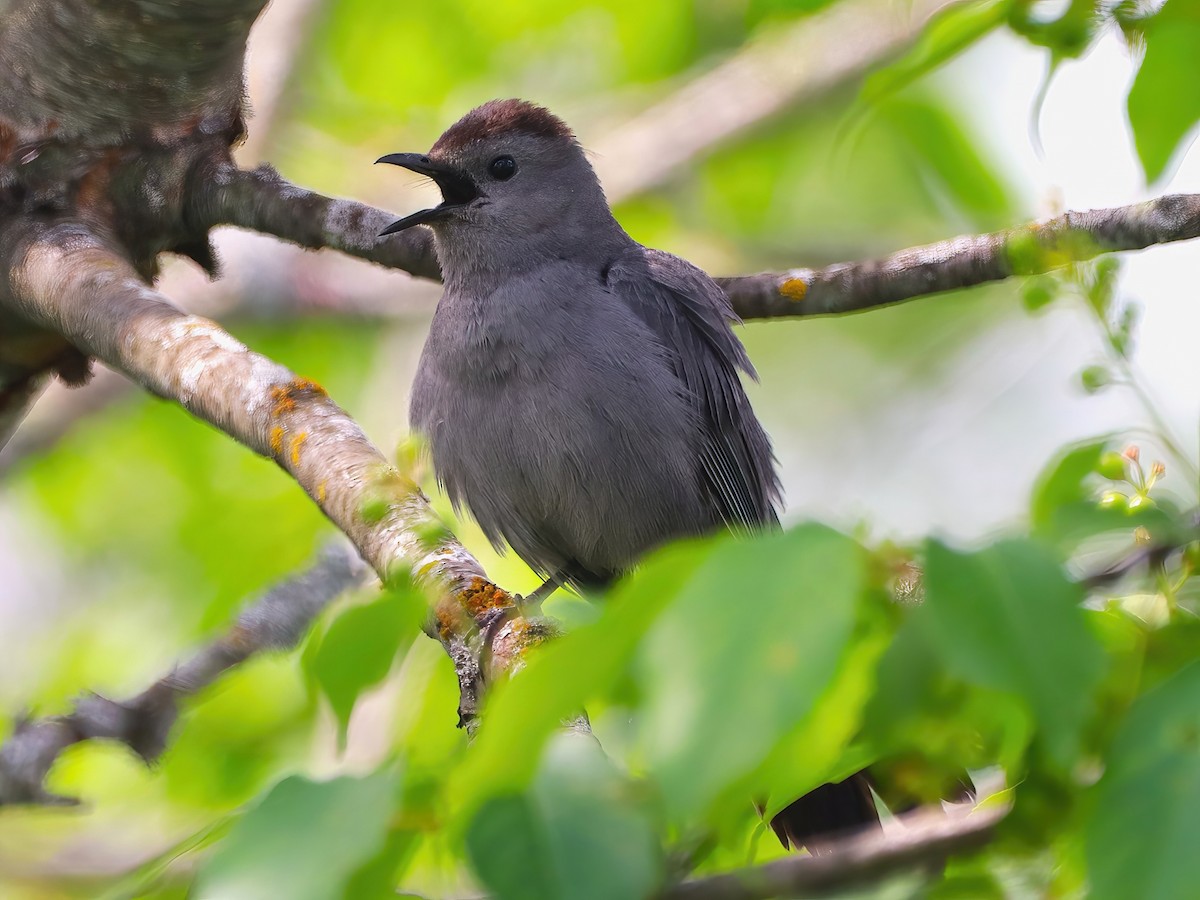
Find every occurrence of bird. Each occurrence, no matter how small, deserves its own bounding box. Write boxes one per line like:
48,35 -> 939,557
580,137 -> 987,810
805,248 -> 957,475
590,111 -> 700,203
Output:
378,98 -> 878,849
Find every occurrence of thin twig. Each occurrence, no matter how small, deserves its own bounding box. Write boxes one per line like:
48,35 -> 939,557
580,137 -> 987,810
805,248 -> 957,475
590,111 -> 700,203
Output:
0,544 -> 368,805
660,805 -> 1007,900
718,194 -> 1200,319
1079,510 -> 1200,591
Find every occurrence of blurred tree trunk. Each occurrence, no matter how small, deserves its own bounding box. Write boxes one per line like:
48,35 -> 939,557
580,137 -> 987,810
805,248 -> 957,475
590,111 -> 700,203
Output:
0,0 -> 265,438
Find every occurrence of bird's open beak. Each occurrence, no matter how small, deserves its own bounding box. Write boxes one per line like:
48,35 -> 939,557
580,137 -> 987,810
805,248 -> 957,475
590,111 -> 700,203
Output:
376,153 -> 478,235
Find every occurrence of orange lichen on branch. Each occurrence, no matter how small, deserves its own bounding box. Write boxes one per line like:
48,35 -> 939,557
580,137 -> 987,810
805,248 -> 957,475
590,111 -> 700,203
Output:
433,597 -> 470,642
269,425 -> 284,456
779,277 -> 809,301
269,377 -> 328,417
224,622 -> 258,655
289,431 -> 308,465
460,577 -> 514,619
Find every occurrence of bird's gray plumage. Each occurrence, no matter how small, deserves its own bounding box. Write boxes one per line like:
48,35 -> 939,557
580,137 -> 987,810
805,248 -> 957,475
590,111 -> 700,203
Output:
380,99 -> 880,854
384,99 -> 780,585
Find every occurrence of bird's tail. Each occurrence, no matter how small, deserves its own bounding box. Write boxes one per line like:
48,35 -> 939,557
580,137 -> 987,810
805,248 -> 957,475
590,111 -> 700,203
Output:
768,772 -> 880,854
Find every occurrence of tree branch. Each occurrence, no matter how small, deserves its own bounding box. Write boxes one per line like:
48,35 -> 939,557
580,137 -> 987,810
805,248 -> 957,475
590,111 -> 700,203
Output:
1080,510 -> 1200,591
0,0 -> 265,143
0,544 -> 368,806
190,163 -> 442,280
719,193 -> 1200,319
592,0 -> 948,203
2,218 -> 448,583
198,167 -> 1200,323
0,217 -> 545,757
661,805 -> 1006,900
0,0 -> 329,471
18,187 -> 1193,478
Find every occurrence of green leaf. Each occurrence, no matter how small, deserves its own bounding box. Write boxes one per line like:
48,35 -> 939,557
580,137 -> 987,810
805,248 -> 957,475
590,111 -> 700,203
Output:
1021,274 -> 1062,312
862,618 -> 1034,801
637,523 -> 863,820
862,0 -> 1012,102
309,586 -> 423,748
1086,660 -> 1200,900
1007,0 -> 1100,60
194,770 -> 397,900
756,624 -> 890,819
921,539 -> 1106,766
1032,439 -> 1108,532
450,540 -> 711,821
1080,365 -> 1112,394
467,732 -> 661,900
1128,0 -> 1200,182
341,823 -> 424,900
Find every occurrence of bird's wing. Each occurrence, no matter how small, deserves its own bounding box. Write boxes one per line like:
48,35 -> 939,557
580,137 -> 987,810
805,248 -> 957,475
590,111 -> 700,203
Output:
609,246 -> 780,529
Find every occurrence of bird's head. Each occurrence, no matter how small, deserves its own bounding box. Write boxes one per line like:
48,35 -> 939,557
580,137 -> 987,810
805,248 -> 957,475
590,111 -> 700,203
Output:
377,100 -> 618,273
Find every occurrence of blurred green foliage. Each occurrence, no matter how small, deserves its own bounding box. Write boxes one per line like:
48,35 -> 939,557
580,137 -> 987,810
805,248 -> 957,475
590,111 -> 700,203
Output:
1128,0 -> 1200,182
1,0 -> 1198,898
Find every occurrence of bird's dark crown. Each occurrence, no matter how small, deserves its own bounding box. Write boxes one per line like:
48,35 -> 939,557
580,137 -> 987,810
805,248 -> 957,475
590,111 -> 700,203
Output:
431,99 -> 575,154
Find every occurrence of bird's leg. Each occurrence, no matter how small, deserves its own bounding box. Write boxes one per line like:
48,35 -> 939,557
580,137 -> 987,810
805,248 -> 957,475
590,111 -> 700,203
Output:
519,570 -> 566,611
477,571 -> 565,685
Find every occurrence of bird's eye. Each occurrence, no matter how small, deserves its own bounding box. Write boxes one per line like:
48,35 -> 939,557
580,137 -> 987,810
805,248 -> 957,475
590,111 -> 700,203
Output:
488,155 -> 517,180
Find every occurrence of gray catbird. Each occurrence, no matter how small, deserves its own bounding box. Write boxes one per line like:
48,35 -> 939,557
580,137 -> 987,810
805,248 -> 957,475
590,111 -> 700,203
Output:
379,98 -> 878,849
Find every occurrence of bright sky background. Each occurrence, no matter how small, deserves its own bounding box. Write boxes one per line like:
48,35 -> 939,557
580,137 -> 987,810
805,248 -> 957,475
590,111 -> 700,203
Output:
760,28 -> 1198,542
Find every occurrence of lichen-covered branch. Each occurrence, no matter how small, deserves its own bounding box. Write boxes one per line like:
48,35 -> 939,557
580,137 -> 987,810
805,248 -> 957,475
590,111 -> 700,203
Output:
0,0 -> 551,802
661,805 -> 1006,900
0,218 -> 543,753
0,545 -> 368,806
718,193 -> 1200,319
2,218 -> 452,584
